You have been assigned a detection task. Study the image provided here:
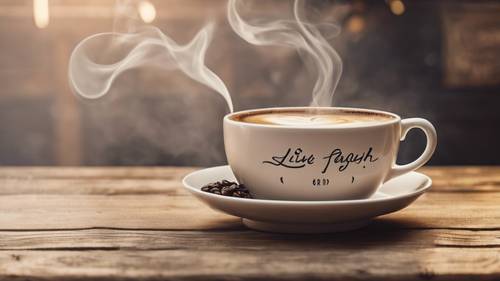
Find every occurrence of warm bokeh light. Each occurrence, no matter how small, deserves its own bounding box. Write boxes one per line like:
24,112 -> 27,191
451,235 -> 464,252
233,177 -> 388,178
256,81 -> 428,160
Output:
139,1 -> 156,23
389,0 -> 405,16
347,15 -> 366,34
33,0 -> 49,28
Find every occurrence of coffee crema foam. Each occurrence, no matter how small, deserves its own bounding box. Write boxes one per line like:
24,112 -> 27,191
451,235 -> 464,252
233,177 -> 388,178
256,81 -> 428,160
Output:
235,111 -> 394,127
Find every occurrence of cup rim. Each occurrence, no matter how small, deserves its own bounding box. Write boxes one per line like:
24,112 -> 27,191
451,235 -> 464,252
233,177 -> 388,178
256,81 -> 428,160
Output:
224,106 -> 401,130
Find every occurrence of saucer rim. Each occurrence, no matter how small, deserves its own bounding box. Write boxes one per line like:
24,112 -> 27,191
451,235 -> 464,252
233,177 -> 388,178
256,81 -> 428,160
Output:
182,165 -> 432,206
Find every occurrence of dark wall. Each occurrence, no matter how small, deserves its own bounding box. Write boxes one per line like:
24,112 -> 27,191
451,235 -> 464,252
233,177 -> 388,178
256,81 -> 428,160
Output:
0,0 -> 499,166
330,1 -> 500,166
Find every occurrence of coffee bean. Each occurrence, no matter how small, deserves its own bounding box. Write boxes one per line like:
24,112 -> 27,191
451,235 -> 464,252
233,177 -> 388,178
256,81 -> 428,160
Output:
221,185 -> 237,195
200,180 -> 253,199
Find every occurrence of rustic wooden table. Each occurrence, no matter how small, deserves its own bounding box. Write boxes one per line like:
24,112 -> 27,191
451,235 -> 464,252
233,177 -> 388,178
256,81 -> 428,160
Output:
0,166 -> 498,280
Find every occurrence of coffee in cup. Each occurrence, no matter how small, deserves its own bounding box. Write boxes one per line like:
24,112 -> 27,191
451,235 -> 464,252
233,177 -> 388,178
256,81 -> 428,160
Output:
234,109 -> 394,127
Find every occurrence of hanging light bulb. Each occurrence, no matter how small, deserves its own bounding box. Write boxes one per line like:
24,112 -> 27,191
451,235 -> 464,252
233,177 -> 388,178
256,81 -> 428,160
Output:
138,1 -> 156,23
33,0 -> 49,29
389,0 -> 405,16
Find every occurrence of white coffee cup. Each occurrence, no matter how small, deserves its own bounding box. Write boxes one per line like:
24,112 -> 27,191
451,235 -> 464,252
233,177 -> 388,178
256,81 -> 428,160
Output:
223,107 -> 437,201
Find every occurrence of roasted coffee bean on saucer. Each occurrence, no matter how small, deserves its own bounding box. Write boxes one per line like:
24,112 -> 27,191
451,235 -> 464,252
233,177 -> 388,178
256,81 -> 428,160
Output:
201,180 -> 253,199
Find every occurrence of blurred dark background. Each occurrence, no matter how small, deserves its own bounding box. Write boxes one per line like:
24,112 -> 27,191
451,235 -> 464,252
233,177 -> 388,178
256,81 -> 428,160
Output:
0,0 -> 499,166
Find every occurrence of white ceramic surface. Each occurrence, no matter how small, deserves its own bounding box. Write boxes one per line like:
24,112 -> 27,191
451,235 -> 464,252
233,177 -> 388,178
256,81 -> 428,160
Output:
224,107 -> 437,201
182,165 -> 432,233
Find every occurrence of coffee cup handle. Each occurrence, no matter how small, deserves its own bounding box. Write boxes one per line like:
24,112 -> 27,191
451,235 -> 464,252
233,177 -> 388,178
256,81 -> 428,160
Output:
386,118 -> 437,181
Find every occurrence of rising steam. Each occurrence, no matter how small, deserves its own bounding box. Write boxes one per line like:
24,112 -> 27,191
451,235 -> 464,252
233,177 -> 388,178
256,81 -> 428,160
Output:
69,0 -> 342,113
227,0 -> 342,106
68,0 -> 233,112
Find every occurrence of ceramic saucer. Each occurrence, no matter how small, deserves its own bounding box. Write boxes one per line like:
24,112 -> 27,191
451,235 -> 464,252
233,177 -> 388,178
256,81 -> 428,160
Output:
182,165 -> 432,233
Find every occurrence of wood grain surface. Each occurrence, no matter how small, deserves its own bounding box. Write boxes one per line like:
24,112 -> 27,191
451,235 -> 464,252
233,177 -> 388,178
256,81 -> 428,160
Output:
0,166 -> 498,281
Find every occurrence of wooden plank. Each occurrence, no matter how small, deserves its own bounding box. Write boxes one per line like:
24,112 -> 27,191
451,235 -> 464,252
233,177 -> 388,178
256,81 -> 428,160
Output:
0,228 -> 498,251
0,228 -> 498,280
433,230 -> 500,247
0,167 -> 195,195
0,247 -> 498,281
420,166 -> 500,192
0,167 -> 497,280
0,178 -> 188,195
0,194 -> 239,231
0,192 -> 498,230
0,166 -> 498,193
0,167 -> 500,195
0,166 -> 196,179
